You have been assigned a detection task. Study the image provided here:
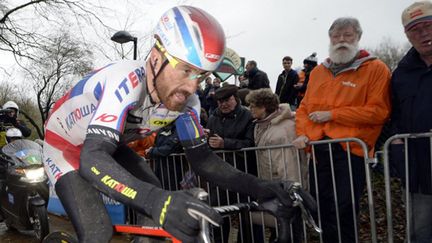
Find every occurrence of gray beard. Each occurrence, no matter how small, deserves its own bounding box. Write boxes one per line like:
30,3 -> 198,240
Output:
329,42 -> 359,64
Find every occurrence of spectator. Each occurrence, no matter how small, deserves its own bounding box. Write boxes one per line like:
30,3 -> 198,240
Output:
146,124 -> 184,191
246,88 -> 307,242
246,88 -> 306,182
202,76 -> 213,113
239,74 -> 249,89
292,17 -> 391,243
294,52 -> 318,107
205,84 -> 256,243
196,84 -> 206,111
199,107 -> 209,128
237,88 -> 251,106
0,101 -> 31,147
206,77 -> 221,115
244,60 -> 270,90
206,84 -> 255,150
275,56 -> 299,108
390,1 -> 432,241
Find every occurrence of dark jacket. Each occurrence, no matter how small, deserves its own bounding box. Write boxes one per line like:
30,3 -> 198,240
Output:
206,85 -> 220,115
206,101 -> 258,185
202,84 -> 213,112
0,114 -> 32,147
390,47 -> 432,193
245,67 -> 270,90
206,103 -> 255,150
149,125 -> 184,190
148,125 -> 183,158
275,69 -> 299,105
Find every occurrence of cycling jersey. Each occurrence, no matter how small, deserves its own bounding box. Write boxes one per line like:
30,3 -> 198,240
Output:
43,60 -> 286,235
43,60 -> 203,184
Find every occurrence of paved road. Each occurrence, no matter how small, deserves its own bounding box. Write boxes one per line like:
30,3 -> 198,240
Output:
0,213 -> 130,242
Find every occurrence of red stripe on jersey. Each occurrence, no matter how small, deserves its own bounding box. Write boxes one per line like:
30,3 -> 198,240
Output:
45,130 -> 82,170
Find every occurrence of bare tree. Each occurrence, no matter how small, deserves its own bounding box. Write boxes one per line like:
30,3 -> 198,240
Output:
370,37 -> 411,71
0,81 -> 17,105
23,31 -> 93,137
0,0 -> 108,60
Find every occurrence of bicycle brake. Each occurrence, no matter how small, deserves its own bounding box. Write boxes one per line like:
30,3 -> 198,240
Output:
292,191 -> 322,233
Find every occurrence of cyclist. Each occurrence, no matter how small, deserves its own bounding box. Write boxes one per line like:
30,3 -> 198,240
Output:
43,6 -> 299,243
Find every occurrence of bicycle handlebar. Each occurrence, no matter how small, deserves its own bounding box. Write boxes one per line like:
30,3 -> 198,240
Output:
189,183 -> 321,243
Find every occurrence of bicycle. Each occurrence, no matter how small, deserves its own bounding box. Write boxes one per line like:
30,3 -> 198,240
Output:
43,183 -> 320,243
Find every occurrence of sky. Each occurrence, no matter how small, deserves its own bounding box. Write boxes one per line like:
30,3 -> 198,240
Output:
96,0 -> 414,89
1,0 -> 415,90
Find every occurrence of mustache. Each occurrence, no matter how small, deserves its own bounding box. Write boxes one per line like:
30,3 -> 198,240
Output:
330,42 -> 355,51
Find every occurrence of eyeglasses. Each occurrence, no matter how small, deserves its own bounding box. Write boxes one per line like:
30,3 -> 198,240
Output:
406,22 -> 432,36
155,40 -> 210,82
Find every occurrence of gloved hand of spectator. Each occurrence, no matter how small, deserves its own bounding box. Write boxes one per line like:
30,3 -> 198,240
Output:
148,188 -> 222,242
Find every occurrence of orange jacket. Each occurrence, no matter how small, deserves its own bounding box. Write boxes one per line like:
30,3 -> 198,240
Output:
297,70 -> 306,97
296,51 -> 391,157
127,132 -> 156,157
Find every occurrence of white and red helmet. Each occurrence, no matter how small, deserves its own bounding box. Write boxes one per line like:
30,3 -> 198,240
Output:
154,6 -> 226,72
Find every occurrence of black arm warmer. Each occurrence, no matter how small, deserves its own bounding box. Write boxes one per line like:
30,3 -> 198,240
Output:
79,138 -> 163,216
185,143 -> 276,200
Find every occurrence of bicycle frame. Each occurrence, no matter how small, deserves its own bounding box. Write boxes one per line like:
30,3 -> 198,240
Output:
114,224 -> 181,243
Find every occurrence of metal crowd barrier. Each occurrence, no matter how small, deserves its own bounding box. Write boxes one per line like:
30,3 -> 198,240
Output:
146,137 -> 379,243
382,132 -> 432,243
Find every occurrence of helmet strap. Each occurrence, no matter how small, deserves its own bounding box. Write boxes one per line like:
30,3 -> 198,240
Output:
149,58 -> 169,104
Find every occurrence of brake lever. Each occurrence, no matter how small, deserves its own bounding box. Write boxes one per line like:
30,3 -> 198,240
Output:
199,216 -> 211,243
187,188 -> 213,243
292,191 -> 322,234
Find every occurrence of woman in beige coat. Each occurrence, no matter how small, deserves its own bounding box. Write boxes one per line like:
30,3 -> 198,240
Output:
246,88 -> 308,242
246,88 -> 307,185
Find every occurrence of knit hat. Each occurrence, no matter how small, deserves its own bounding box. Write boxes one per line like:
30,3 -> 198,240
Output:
303,52 -> 318,65
402,1 -> 432,30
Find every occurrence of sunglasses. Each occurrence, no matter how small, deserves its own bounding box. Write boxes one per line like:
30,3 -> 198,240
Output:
155,40 -> 210,82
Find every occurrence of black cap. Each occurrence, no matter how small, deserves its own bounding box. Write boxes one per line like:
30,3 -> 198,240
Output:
214,84 -> 238,101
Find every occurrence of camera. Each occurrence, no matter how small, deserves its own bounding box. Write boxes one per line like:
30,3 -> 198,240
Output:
0,109 -> 13,116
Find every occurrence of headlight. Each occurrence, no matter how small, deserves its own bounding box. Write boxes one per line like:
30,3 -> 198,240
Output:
20,167 -> 47,183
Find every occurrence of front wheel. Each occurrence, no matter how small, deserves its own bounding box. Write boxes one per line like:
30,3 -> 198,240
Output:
43,231 -> 78,243
30,205 -> 50,241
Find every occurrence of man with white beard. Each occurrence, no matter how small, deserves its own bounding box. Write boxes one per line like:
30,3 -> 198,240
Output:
292,17 -> 391,243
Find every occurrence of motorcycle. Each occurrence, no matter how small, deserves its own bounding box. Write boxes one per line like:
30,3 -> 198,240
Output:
0,139 -> 50,241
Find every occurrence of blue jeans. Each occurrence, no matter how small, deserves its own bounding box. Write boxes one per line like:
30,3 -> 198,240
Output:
408,192 -> 432,243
